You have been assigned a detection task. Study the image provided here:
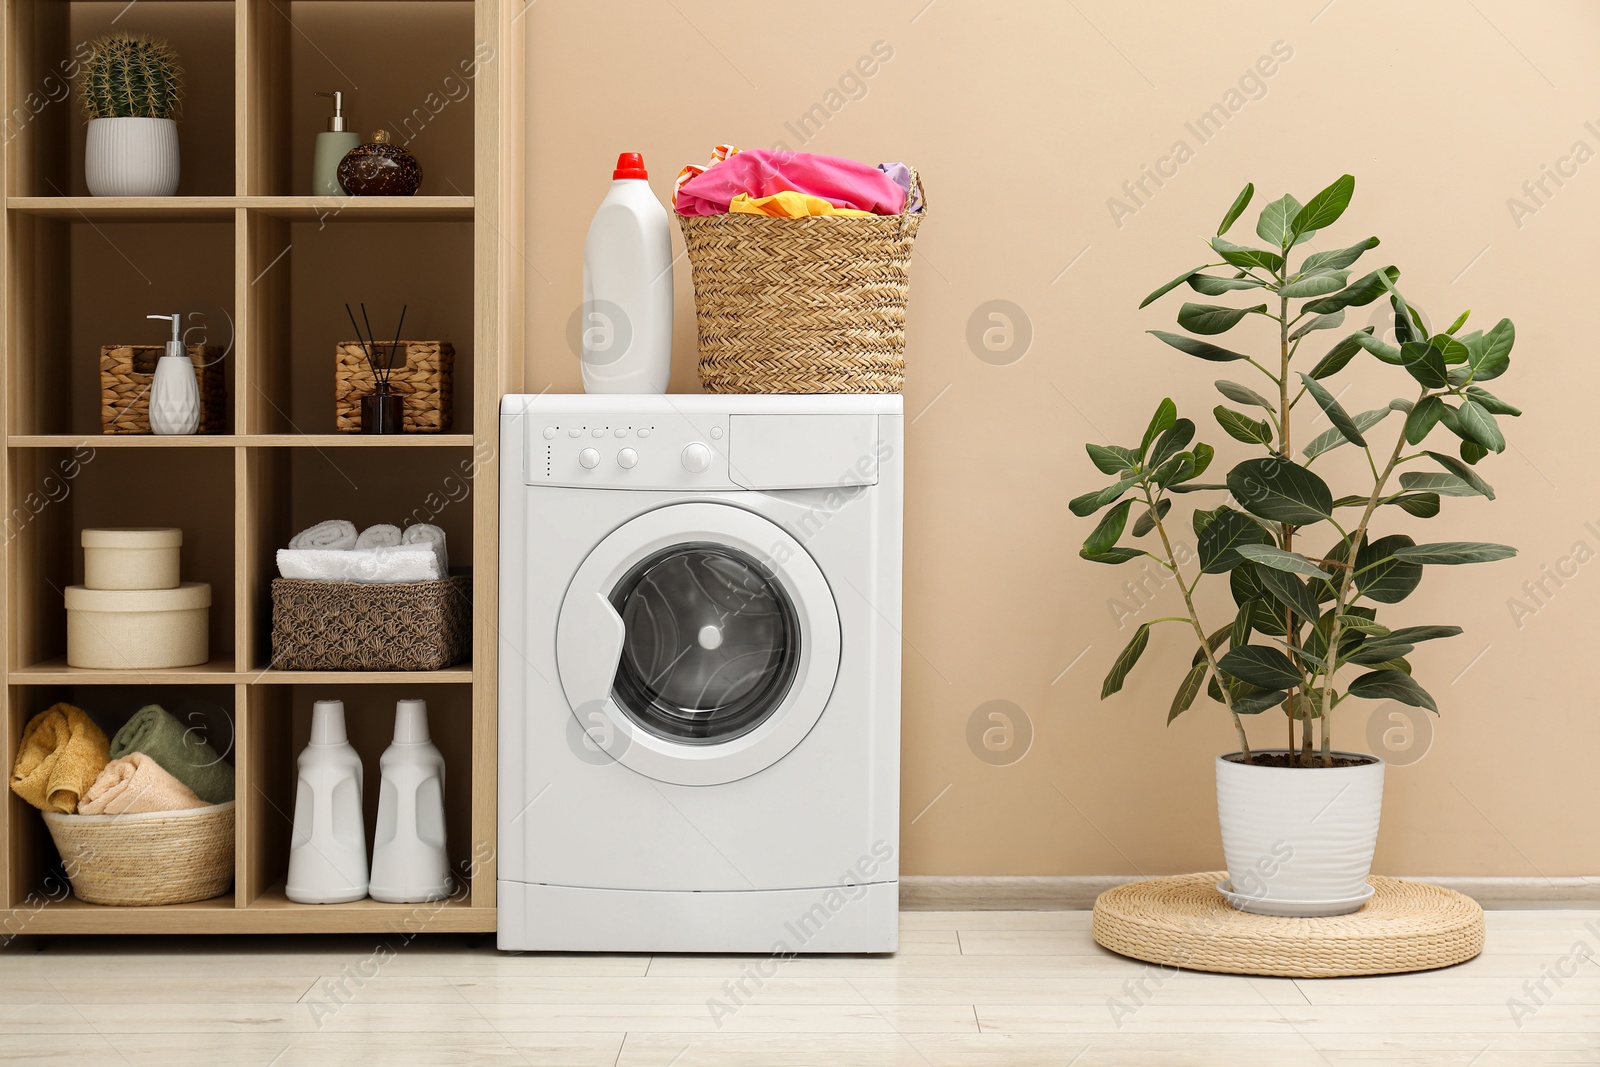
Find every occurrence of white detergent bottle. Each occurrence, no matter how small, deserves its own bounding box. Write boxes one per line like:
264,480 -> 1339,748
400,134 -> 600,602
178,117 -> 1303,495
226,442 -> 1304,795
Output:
285,700 -> 369,904
368,698 -> 451,903
581,151 -> 673,393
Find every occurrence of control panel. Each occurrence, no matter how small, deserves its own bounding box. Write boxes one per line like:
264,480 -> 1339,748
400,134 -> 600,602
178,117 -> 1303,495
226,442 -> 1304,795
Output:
526,412 -> 737,489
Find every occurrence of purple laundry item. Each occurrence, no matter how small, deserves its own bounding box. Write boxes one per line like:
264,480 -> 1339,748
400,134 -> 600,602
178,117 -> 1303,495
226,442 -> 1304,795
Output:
876,162 -> 923,213
675,149 -> 908,217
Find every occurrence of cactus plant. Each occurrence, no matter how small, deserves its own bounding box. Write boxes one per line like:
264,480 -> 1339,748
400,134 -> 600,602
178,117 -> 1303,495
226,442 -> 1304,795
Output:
79,33 -> 185,122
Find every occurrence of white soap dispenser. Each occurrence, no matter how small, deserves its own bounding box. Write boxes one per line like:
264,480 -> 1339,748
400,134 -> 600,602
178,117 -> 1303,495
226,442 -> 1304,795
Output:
369,698 -> 452,903
286,700 -> 369,904
145,312 -> 200,435
312,91 -> 360,196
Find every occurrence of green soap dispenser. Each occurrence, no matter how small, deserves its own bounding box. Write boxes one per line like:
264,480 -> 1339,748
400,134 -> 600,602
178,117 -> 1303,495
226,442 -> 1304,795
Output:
312,91 -> 360,196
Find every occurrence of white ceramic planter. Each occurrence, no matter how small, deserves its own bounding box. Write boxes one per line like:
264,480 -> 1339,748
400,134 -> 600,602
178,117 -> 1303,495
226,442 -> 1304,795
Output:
85,117 -> 180,197
82,527 -> 182,590
65,581 -> 210,669
1215,749 -> 1384,916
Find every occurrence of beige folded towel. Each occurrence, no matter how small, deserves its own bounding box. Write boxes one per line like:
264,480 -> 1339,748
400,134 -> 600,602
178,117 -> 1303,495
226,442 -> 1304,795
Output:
78,753 -> 207,815
10,703 -> 110,813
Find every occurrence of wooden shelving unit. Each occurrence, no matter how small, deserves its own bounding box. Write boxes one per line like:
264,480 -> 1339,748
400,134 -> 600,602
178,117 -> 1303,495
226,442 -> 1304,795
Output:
0,0 -> 523,934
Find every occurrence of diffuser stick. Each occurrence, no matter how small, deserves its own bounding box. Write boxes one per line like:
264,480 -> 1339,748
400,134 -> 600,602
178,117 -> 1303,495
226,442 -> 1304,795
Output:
345,303 -> 379,379
385,305 -> 408,386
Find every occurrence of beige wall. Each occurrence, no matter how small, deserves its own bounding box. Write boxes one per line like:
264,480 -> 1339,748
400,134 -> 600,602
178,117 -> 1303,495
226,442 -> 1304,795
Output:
519,0 -> 1600,876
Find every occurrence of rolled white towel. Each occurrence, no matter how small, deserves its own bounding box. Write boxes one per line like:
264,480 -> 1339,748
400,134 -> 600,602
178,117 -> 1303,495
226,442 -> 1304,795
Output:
288,519 -> 358,551
277,545 -> 441,584
402,523 -> 449,576
355,523 -> 403,549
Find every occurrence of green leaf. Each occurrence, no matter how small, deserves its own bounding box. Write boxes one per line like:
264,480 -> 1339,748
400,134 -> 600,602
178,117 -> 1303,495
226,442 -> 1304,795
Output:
1140,265 -> 1207,309
1460,440 -> 1489,465
1444,309 -> 1471,335
1464,386 -> 1522,417
1298,374 -> 1366,446
1234,544 -> 1330,578
1424,451 -> 1496,500
1227,457 -> 1335,525
1356,533 -> 1422,604
1069,475 -> 1137,517
1388,492 -> 1441,518
1214,406 -> 1274,445
1300,236 -> 1379,274
1399,340 -> 1450,389
1303,406 -> 1393,461
1230,560 -> 1266,605
1346,669 -> 1437,713
1280,270 -> 1350,299
1303,266 -> 1400,315
1211,235 -> 1284,273
1177,302 -> 1266,335
1198,506 -> 1274,573
1191,442 -> 1215,480
1338,614 -> 1391,637
1386,625 -> 1463,644
1257,566 -> 1322,623
1309,327 -> 1373,379
1216,380 -> 1276,412
1256,193 -> 1303,249
1132,499 -> 1172,537
1139,398 -> 1177,459
1354,332 -> 1404,364
1217,182 -> 1254,236
1404,396 -> 1447,445
1193,506 -> 1222,537
1086,443 -> 1138,474
1248,599 -> 1289,638
1101,623 -> 1150,698
1290,311 -> 1346,340
1148,330 -> 1251,363
1188,273 -> 1267,296
1230,601 -> 1254,650
1346,640 -> 1416,666
1219,645 -> 1303,689
1398,470 -> 1480,498
1456,399 -> 1505,453
1082,547 -> 1147,565
1290,174 -> 1355,242
1083,499 -> 1133,556
1149,419 -> 1196,469
1431,334 -> 1470,365
1232,688 -> 1289,715
1391,541 -> 1517,565
1389,293 -> 1423,345
1192,624 -> 1232,666
1169,661 -> 1208,723
1151,450 -> 1197,487
1467,318 -> 1513,382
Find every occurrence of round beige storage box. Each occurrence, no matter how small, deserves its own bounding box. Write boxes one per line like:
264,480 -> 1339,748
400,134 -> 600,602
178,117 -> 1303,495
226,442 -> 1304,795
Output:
81,527 -> 182,590
65,582 -> 210,669
42,802 -> 234,906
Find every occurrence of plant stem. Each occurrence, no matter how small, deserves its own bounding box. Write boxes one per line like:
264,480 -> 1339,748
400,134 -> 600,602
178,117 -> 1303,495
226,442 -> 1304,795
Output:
1277,285 -> 1308,766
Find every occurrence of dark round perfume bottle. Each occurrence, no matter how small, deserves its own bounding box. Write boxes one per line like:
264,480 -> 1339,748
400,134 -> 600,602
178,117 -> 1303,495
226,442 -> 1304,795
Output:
337,130 -> 423,196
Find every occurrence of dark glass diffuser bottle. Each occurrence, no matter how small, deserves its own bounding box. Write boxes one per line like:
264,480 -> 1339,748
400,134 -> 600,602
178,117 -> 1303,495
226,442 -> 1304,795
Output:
361,380 -> 404,433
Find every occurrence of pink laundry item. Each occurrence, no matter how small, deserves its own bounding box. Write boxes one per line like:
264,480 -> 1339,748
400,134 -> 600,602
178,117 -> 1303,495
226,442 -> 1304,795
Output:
729,191 -> 874,218
675,148 -> 908,217
674,143 -> 741,212
78,753 -> 208,815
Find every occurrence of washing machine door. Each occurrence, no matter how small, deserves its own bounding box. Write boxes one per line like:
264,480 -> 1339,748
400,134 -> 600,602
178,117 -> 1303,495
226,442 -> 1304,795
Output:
555,502 -> 842,786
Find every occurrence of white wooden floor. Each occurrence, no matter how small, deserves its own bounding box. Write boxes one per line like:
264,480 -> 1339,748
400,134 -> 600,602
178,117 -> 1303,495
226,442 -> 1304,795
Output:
2,910 -> 1598,1065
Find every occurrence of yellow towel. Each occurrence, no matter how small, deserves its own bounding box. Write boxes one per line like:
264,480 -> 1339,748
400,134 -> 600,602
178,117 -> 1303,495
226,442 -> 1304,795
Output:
10,703 -> 110,814
78,753 -> 207,816
728,191 -> 875,218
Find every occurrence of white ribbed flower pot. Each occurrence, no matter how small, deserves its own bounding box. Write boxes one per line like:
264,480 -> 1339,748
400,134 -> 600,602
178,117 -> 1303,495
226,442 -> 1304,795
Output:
85,117 -> 180,197
1215,749 -> 1384,917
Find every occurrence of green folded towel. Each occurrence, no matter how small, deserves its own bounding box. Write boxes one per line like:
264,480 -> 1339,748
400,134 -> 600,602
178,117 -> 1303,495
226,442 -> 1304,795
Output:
108,705 -> 234,804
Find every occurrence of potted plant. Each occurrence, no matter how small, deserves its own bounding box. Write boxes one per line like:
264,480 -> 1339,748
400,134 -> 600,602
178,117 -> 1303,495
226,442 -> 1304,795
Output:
1076,175 -> 1519,916
80,33 -> 185,197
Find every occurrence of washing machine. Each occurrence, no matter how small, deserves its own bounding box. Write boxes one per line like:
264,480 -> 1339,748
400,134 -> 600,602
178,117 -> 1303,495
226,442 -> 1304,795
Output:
497,393 -> 902,953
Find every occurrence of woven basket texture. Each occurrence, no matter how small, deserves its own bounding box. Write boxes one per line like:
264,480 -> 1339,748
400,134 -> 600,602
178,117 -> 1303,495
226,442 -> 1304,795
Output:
270,576 -> 471,671
42,802 -> 235,906
99,345 -> 227,434
1091,872 -> 1485,977
334,341 -> 454,433
676,171 -> 925,394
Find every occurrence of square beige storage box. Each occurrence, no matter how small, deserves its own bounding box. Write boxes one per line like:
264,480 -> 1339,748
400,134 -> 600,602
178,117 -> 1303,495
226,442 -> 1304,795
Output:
82,527 -> 182,590
65,582 -> 210,669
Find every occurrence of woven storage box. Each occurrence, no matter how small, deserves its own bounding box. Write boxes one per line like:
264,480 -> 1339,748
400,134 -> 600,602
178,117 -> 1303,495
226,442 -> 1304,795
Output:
271,576 -> 470,670
676,170 -> 924,394
42,802 -> 235,906
100,344 -> 227,434
334,341 -> 454,433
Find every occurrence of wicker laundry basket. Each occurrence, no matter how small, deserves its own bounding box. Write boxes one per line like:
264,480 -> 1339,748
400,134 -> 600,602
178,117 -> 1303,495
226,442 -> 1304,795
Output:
99,344 -> 228,434
334,340 -> 454,433
270,576 -> 471,671
676,170 -> 925,394
42,802 -> 235,906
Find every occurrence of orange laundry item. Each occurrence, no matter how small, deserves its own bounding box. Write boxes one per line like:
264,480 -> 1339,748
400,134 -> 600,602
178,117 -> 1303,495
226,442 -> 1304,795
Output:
728,191 -> 875,218
674,143 -> 741,211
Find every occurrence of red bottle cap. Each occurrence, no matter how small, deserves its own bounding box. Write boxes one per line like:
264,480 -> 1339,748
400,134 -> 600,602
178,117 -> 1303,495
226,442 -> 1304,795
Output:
613,152 -> 648,180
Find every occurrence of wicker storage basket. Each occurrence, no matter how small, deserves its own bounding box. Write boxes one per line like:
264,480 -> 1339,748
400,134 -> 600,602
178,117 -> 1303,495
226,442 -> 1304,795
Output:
270,576 -> 471,671
676,171 -> 925,394
334,341 -> 454,433
41,802 -> 235,906
99,345 -> 227,434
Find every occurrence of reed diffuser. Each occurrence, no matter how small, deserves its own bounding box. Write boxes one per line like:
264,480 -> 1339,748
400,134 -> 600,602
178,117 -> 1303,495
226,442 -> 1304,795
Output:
345,302 -> 407,434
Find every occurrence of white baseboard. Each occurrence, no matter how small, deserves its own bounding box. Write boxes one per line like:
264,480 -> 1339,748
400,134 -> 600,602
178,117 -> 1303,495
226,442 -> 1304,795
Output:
901,875 -> 1600,911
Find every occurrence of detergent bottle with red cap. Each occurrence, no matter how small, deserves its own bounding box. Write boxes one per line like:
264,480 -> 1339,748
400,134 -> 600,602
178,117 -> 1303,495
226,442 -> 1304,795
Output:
581,152 -> 673,393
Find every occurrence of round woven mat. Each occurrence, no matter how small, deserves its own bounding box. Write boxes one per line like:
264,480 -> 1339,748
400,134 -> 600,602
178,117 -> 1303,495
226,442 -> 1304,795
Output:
1092,872 -> 1484,977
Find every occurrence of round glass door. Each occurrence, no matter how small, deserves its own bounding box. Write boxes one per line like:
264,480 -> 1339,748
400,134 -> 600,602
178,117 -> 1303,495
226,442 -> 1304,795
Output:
610,543 -> 799,745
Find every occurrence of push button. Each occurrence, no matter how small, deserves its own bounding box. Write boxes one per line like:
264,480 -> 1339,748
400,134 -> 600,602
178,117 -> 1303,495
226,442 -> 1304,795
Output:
617,448 -> 638,469
681,442 -> 712,473
579,448 -> 600,469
